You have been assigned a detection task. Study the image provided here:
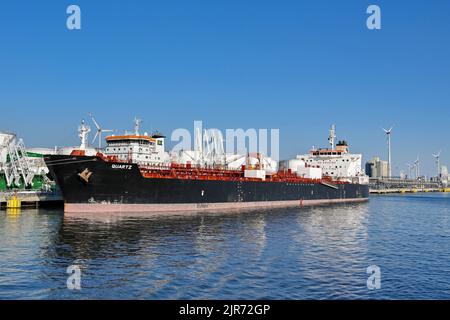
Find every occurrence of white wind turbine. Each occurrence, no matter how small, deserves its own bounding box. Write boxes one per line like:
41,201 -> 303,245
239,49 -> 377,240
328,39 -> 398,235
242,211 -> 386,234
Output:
414,156 -> 420,179
383,126 -> 393,178
406,163 -> 412,179
89,113 -> 113,149
411,162 -> 416,179
432,150 -> 442,178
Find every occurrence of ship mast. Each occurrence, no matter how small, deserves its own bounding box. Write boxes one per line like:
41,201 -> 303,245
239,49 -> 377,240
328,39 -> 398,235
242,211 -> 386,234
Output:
134,118 -> 142,136
79,120 -> 91,151
328,124 -> 336,149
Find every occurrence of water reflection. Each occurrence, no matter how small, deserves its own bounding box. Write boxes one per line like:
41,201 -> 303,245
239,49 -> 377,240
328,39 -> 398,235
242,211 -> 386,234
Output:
290,203 -> 370,299
6,208 -> 22,219
3,195 -> 450,299
48,212 -> 266,299
0,204 -> 370,299
0,209 -> 63,299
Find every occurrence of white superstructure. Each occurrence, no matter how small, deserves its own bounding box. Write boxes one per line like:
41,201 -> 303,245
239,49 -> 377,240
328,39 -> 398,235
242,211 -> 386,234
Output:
281,125 -> 368,184
104,119 -> 169,165
297,141 -> 363,178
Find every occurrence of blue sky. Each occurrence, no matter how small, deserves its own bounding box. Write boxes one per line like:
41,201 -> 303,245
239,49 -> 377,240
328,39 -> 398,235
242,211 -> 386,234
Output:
1,0 -> 449,176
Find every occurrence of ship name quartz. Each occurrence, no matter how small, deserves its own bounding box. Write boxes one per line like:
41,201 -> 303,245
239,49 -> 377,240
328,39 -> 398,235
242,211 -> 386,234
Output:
111,164 -> 133,170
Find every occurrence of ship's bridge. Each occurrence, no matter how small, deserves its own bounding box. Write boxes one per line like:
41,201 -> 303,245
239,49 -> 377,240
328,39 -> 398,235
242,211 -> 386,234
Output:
311,149 -> 344,156
104,133 -> 166,165
310,140 -> 349,156
106,135 -> 157,145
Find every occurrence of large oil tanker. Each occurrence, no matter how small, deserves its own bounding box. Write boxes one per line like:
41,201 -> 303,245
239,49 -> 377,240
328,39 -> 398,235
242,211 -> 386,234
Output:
45,120 -> 369,213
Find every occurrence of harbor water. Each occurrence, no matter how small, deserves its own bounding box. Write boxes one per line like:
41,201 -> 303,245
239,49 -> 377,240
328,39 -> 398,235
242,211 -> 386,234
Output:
1,193 -> 450,300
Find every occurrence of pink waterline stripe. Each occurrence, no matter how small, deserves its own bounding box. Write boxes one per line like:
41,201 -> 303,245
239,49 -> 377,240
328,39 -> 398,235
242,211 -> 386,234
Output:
65,198 -> 369,214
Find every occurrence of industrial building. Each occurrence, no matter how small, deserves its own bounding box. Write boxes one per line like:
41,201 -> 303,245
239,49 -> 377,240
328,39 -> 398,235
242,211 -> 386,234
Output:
366,157 -> 389,178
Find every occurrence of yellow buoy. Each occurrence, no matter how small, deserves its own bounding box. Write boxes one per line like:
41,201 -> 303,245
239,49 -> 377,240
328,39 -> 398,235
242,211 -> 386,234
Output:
7,195 -> 21,209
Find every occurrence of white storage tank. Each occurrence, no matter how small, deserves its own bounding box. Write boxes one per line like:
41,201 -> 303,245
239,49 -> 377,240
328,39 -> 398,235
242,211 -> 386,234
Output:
279,159 -> 306,173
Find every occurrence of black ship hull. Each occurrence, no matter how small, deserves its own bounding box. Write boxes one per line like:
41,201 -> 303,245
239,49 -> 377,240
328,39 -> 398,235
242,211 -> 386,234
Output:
45,155 -> 369,213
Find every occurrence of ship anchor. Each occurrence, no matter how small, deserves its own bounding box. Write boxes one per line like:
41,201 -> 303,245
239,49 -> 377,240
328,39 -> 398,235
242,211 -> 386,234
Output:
78,168 -> 93,183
